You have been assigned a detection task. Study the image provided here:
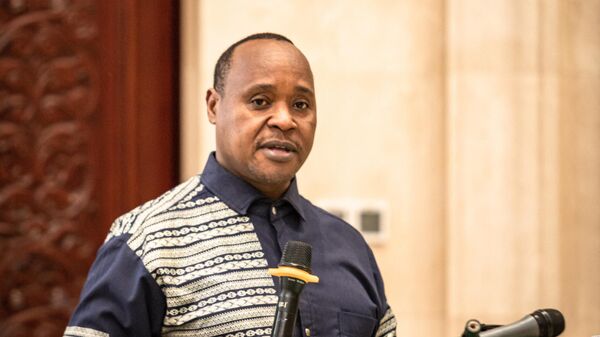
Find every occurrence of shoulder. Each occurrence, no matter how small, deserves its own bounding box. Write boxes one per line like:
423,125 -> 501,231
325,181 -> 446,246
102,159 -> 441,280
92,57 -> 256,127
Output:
302,197 -> 370,249
105,175 -> 211,244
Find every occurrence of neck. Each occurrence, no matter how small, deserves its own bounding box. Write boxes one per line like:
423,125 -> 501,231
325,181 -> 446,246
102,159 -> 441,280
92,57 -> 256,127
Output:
251,181 -> 289,200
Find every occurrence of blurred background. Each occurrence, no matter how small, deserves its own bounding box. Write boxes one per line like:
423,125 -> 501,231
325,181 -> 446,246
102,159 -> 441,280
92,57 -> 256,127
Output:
1,0 -> 598,336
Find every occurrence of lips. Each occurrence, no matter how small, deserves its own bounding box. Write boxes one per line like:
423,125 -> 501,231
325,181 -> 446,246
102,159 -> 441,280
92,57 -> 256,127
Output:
258,139 -> 298,162
260,139 -> 297,152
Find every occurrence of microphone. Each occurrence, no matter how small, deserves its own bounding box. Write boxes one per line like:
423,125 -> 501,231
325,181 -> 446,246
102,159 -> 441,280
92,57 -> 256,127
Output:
268,241 -> 319,337
475,309 -> 565,337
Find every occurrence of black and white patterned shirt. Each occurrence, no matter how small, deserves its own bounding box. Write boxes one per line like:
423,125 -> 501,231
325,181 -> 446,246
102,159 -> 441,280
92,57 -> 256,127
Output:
64,153 -> 396,337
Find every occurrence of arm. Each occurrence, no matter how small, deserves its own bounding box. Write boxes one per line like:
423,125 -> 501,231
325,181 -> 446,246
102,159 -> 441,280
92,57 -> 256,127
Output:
64,237 -> 166,337
367,247 -> 397,337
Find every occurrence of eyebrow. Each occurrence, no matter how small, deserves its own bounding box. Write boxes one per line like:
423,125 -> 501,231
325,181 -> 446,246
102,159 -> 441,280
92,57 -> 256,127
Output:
245,83 -> 315,96
295,85 -> 315,96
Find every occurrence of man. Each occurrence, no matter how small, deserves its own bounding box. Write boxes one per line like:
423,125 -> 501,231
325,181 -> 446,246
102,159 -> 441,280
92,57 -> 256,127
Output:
64,33 -> 396,337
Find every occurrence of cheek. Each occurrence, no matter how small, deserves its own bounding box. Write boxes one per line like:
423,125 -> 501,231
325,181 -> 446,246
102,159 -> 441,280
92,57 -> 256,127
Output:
299,119 -> 317,142
221,118 -> 259,151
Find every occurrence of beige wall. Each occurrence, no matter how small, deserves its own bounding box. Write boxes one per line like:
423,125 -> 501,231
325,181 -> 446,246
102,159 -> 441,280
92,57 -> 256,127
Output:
180,1 -> 600,336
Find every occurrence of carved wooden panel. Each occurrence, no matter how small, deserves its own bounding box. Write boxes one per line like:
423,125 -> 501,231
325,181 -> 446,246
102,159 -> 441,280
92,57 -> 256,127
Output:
0,0 -> 179,335
0,1 -> 98,336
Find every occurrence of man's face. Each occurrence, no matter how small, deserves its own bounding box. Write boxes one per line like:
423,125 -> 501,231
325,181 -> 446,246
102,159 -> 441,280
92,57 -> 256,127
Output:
206,39 -> 317,198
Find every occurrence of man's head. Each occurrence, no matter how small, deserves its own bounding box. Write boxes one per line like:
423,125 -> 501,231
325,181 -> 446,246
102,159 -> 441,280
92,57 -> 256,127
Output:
213,33 -> 294,95
206,33 -> 317,199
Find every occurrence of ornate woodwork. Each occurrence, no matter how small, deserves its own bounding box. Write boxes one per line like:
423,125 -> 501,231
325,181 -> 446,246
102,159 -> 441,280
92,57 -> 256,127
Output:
0,1 -> 179,336
0,1 -> 99,336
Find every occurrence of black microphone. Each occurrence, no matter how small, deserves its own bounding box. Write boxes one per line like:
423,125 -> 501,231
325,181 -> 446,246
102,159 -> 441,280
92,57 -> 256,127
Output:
477,309 -> 565,337
268,241 -> 319,337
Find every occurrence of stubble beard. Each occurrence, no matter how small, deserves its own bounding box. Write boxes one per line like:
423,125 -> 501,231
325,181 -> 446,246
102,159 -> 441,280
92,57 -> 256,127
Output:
246,160 -> 297,189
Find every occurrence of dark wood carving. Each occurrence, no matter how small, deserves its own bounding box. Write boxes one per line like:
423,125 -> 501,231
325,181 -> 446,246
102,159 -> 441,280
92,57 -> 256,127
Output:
0,1 -> 99,336
0,1 -> 179,336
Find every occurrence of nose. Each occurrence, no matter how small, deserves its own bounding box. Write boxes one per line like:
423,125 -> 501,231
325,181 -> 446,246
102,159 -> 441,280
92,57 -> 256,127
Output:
267,103 -> 297,131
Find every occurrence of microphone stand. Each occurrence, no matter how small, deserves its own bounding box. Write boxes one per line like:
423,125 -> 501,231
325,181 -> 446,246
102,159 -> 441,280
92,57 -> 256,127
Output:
461,319 -> 501,337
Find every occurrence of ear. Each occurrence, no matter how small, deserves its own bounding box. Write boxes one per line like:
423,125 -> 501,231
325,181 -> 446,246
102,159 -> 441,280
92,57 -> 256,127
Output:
206,88 -> 220,125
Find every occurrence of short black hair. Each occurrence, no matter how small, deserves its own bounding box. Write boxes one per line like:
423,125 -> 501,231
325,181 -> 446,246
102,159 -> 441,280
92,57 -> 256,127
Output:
213,33 -> 294,95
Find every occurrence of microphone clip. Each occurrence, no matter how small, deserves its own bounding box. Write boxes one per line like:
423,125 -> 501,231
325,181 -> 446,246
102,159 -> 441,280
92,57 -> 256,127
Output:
461,319 -> 501,337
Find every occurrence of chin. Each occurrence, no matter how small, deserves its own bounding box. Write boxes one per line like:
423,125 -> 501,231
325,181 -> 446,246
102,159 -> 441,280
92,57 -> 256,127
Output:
262,171 -> 295,185
249,165 -> 296,186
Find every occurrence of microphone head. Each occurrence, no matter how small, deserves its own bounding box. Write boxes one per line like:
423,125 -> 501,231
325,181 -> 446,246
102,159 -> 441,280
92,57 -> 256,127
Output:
279,241 -> 312,272
532,309 -> 565,337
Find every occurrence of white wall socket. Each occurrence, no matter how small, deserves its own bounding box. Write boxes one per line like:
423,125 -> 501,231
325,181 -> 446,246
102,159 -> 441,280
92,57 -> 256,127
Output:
316,198 -> 389,245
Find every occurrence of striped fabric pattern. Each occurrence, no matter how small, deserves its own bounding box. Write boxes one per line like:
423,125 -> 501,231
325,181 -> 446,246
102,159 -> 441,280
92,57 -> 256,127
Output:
111,176 -> 277,337
376,307 -> 398,337
64,326 -> 109,337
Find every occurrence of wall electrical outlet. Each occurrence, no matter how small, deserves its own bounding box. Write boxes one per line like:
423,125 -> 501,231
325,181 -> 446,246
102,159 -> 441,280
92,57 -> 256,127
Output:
316,198 -> 389,245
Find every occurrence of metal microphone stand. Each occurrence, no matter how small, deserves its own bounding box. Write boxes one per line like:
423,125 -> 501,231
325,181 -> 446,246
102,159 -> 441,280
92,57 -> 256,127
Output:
461,319 -> 501,337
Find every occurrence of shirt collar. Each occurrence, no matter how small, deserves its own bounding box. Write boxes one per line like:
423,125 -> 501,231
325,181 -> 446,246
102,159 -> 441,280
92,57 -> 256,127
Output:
200,152 -> 307,219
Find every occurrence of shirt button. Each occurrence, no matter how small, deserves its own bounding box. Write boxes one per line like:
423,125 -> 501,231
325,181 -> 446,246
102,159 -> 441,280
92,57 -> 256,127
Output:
305,328 -> 311,336
271,206 -> 277,215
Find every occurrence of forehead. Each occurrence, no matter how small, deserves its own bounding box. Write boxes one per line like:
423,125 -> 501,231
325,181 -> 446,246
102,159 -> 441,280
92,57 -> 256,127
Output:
226,39 -> 314,92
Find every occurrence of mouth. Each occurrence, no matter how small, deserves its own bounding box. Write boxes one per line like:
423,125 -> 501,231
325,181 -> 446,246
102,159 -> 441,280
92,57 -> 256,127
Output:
258,140 -> 298,162
260,140 -> 297,152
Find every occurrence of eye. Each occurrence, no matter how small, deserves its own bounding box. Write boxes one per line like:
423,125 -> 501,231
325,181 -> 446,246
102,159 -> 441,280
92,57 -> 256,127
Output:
250,97 -> 270,108
293,101 -> 309,110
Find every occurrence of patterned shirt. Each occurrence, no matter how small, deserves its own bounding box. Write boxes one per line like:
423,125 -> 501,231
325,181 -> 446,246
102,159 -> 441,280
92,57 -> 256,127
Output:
64,153 -> 397,337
